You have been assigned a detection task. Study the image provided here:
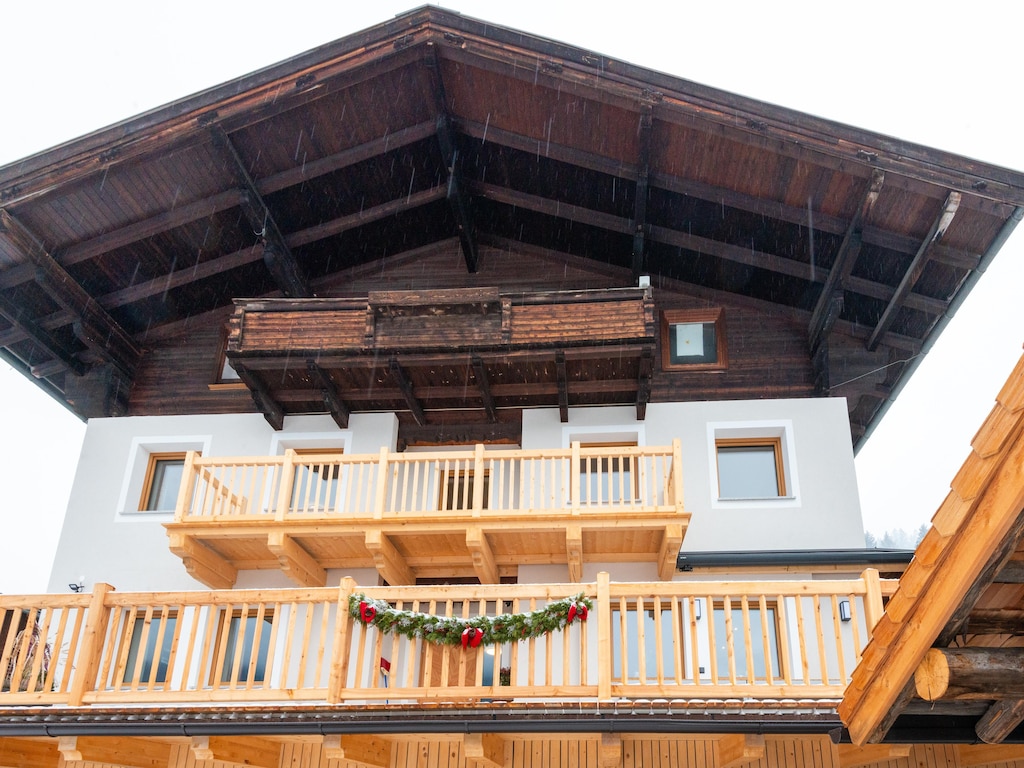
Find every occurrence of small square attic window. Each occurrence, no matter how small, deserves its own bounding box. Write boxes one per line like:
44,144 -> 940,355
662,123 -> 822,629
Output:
661,309 -> 726,370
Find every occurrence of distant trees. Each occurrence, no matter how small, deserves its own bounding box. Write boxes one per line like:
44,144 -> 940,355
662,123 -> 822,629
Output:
864,524 -> 929,549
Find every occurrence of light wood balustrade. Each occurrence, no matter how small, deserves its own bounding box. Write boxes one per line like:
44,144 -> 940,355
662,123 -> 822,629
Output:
0,572 -> 888,708
165,442 -> 688,587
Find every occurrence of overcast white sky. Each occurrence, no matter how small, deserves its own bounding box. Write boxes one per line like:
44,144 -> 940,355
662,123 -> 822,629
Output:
1,1 -> 1022,593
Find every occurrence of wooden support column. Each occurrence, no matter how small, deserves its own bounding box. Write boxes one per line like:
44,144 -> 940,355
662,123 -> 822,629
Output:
464,733 -> 505,768
868,190 -> 960,350
466,526 -> 499,584
599,734 -> 622,768
836,744 -> 911,768
67,582 -> 113,706
556,350 -> 569,422
472,355 -> 497,422
566,523 -> 583,583
365,528 -> 414,585
307,360 -> 350,428
389,358 -> 426,426
233,363 -> 285,430
717,734 -> 765,768
167,533 -> 237,588
210,127 -> 311,298
322,734 -> 392,768
636,347 -> 653,420
268,531 -> 326,587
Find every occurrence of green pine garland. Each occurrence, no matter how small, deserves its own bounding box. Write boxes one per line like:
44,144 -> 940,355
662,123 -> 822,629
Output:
349,593 -> 593,646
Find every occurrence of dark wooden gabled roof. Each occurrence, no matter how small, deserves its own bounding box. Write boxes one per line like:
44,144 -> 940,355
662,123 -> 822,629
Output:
1,6 -> 1023,446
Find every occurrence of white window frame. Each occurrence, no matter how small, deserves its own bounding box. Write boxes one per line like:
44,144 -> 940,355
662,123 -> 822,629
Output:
117,435 -> 212,520
707,420 -> 799,509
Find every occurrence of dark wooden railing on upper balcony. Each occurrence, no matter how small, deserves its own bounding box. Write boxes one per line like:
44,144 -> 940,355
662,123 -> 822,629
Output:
164,442 -> 687,588
0,573 -> 890,708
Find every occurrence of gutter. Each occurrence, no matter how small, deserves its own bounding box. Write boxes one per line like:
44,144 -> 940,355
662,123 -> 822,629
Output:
677,548 -> 914,571
855,205 -> 1024,454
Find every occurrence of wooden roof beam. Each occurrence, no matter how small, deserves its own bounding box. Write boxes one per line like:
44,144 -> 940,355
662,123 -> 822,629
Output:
458,117 -> 980,269
167,533 -> 237,589
809,169 -> 884,352
211,127 -> 311,298
232,363 -> 285,430
307,360 -> 350,428
389,358 -> 426,426
836,744 -> 912,768
976,699 -> 1024,744
0,293 -> 87,375
717,734 -> 765,768
960,742 -> 1024,765
55,736 -> 173,768
428,51 -> 479,273
867,191 -> 961,351
631,107 -> 652,283
0,209 -> 139,377
471,355 -> 497,422
190,736 -> 280,768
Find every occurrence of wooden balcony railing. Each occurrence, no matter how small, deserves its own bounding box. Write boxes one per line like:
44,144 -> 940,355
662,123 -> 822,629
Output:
165,443 -> 688,587
0,572 -> 890,707
173,442 -> 682,521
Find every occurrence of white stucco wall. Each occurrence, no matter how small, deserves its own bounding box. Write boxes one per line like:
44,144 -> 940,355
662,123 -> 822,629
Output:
50,397 -> 862,592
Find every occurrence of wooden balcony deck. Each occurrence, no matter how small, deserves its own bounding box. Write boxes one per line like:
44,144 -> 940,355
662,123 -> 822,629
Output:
0,574 -> 889,709
164,443 -> 686,588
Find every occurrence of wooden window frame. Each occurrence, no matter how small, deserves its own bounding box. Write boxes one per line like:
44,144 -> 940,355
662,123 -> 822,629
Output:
715,437 -> 786,498
139,452 -> 188,511
660,308 -> 727,371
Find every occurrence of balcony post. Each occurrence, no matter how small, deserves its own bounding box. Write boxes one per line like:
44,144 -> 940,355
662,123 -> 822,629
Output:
67,583 -> 114,706
328,577 -> 358,703
472,444 -> 486,517
173,451 -> 200,523
671,438 -> 684,512
861,567 -> 883,631
597,571 -> 612,701
373,447 -> 389,519
274,449 -> 297,520
570,441 -> 581,515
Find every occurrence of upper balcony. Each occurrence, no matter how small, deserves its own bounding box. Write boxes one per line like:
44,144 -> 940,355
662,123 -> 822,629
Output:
165,442 -> 687,588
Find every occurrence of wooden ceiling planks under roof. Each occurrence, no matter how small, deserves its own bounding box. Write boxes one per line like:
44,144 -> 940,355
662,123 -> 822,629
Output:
1,7 -> 1023,446
839,351 -> 1024,745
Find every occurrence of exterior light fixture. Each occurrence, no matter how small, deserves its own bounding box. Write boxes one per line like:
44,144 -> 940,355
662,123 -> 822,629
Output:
839,600 -> 852,622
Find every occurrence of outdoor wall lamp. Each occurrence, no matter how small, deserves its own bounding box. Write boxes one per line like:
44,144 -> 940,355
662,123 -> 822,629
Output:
839,599 -> 852,622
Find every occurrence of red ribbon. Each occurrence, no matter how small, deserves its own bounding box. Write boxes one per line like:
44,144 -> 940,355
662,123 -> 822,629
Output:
359,601 -> 377,623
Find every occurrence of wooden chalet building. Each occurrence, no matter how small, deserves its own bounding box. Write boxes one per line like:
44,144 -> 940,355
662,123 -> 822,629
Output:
2,7 -> 1024,768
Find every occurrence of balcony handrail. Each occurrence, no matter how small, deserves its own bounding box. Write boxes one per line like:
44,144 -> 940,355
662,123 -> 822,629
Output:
0,571 -> 887,708
173,441 -> 684,523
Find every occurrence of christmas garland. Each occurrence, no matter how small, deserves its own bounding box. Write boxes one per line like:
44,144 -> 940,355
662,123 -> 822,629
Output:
349,593 -> 592,648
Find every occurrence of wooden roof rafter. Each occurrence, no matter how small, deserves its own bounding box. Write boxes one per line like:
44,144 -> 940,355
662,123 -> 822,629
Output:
209,127 -> 311,299
0,209 -> 139,378
631,106 -> 653,283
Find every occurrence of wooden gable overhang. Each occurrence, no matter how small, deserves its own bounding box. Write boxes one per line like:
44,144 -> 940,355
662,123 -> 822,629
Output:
839,352 -> 1024,745
1,8 -> 1024,447
225,286 -> 656,430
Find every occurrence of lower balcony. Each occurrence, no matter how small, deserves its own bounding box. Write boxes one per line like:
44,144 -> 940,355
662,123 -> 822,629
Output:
0,572 -> 889,709
164,443 -> 687,588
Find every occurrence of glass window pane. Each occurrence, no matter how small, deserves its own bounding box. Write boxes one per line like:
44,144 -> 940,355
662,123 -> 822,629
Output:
717,445 -> 780,498
669,322 -> 717,365
125,615 -> 176,683
713,605 -> 779,681
146,459 -> 184,510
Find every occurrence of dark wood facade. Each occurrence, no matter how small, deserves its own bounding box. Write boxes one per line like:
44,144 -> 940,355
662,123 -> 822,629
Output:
1,8 -> 1023,447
